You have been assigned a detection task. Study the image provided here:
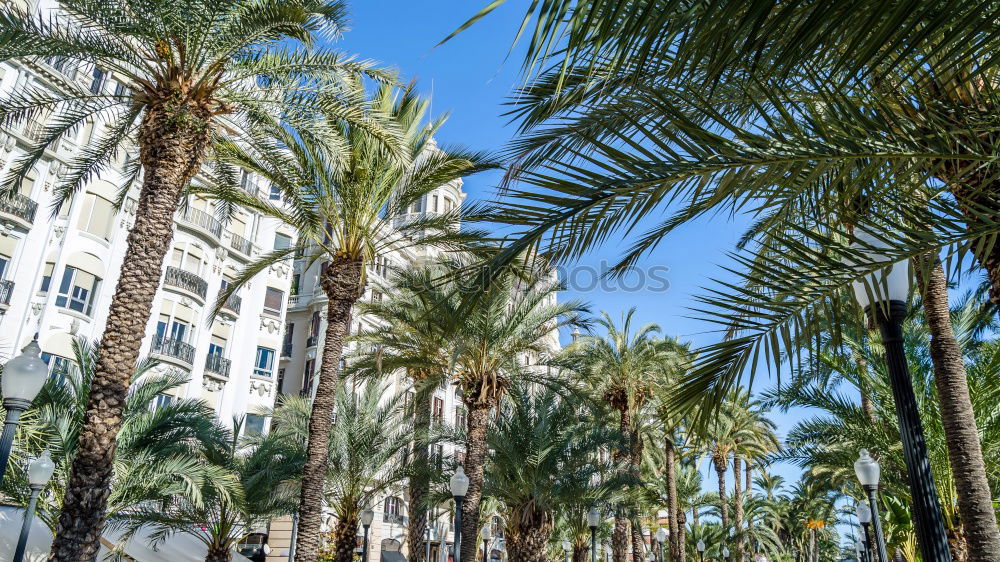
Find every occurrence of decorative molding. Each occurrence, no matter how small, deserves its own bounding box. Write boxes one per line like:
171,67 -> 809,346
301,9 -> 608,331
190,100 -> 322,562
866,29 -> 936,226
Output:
203,376 -> 226,392
269,262 -> 290,279
260,316 -> 281,334
249,379 -> 272,397
30,302 -> 42,316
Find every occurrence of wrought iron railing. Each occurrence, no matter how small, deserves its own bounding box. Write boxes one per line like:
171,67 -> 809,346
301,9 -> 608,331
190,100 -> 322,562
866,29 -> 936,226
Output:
222,293 -> 241,314
306,335 -> 317,348
205,354 -> 231,377
281,342 -> 293,357
229,232 -> 252,255
163,266 -> 208,299
0,193 -> 39,224
178,207 -> 223,238
151,337 -> 195,364
0,280 -> 13,305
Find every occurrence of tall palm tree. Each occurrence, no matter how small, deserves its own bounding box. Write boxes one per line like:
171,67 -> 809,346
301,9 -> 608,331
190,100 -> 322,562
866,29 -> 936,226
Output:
727,391 -> 779,561
113,418 -> 302,562
213,85 -> 497,562
268,385 -> 415,562
0,3 -> 385,558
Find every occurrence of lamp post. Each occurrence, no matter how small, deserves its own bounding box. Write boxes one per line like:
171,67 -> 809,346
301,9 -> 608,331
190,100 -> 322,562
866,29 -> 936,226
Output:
697,540 -> 705,562
855,502 -> 878,562
854,450 -> 890,562
587,508 -> 600,562
856,540 -> 868,562
723,547 -> 731,562
425,511 -> 434,562
483,526 -> 494,562
563,540 -> 572,562
849,232 -> 951,562
359,508 -> 374,562
655,528 -> 667,562
13,449 -> 55,562
1,337 -> 48,485
450,467 -> 469,562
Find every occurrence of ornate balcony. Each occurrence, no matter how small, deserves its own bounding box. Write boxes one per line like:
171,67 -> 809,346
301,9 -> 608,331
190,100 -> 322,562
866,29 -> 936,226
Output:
151,337 -> 195,365
229,232 -> 253,257
0,280 -> 13,307
0,193 -> 38,228
222,293 -> 241,314
178,207 -> 223,240
205,354 -> 231,378
163,266 -> 208,299
281,342 -> 293,358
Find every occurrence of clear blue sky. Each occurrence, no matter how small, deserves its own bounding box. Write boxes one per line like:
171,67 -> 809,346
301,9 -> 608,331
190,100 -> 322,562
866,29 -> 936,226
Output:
336,0 -> 823,522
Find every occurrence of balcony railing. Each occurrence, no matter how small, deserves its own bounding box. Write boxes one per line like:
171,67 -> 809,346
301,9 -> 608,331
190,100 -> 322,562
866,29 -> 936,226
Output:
230,233 -> 252,256
178,207 -> 223,238
222,293 -> 241,314
163,266 -> 208,299
281,342 -> 293,357
205,354 -> 231,377
0,280 -> 13,305
0,193 -> 38,225
151,337 -> 195,365
306,335 -> 317,348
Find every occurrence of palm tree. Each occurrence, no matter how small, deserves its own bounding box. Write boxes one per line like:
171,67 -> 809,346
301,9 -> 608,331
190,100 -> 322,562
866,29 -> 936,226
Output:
484,389 -> 615,562
268,384 -> 415,562
727,391 -> 779,560
114,418 -> 302,562
213,85 -> 497,561
0,3 -> 385,557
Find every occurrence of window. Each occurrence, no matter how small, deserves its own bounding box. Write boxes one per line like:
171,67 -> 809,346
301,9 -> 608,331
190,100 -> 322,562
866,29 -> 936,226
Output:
282,323 -> 294,356
432,194 -> 439,213
89,66 -> 107,94
455,450 -> 466,465
208,341 -> 225,357
152,393 -> 173,411
431,444 -> 444,469
269,183 -> 281,201
308,311 -> 320,346
76,193 -> 115,240
273,232 -> 292,250
432,396 -> 444,424
276,368 -> 286,394
254,346 -> 275,378
455,407 -> 467,430
383,496 -> 404,523
263,287 -> 284,316
0,255 -> 9,280
245,414 -> 267,436
290,274 -> 300,296
55,266 -> 101,315
41,352 -> 71,383
40,262 -> 54,293
113,80 -> 129,97
302,359 -> 315,395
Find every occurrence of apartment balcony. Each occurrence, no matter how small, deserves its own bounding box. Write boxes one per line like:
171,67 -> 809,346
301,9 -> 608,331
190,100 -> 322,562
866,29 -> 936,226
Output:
0,193 -> 38,229
20,118 -> 46,143
229,232 -> 253,258
306,335 -> 317,348
281,342 -> 293,358
0,280 -> 13,309
177,207 -> 223,242
163,266 -> 208,301
151,337 -> 195,366
222,293 -> 242,314
205,354 -> 231,378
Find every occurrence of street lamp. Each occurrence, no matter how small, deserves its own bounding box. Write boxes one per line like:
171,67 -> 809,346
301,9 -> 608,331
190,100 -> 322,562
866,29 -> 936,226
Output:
587,508 -> 600,562
697,540 -> 705,562
450,466 -> 469,562
854,450 -> 890,562
1,337 -> 48,484
359,508 -> 374,562
849,233 -> 951,562
856,539 -> 868,562
563,540 -> 572,562
483,526 -> 494,562
855,501 -> 878,562
655,528 -> 667,562
13,449 -> 55,562
723,546 -> 731,562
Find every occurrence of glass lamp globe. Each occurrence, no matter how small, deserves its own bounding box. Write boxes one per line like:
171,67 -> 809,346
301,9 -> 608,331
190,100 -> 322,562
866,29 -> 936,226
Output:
850,230 -> 910,308
2,338 -> 49,406
482,526 -> 493,541
563,540 -> 571,552
27,449 -> 55,487
587,507 -> 600,528
360,508 -> 374,526
855,502 -> 872,524
723,547 -> 731,558
656,528 -> 667,543
697,540 -> 706,553
855,449 -> 881,488
450,466 -> 470,497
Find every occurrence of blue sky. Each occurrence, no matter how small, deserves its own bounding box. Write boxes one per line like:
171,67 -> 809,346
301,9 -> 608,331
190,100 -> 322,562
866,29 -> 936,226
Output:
336,0 -> 824,520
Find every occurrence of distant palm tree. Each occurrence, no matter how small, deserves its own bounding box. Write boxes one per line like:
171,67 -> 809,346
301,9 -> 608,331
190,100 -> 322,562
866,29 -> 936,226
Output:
268,384 -> 415,562
213,85 -> 497,561
0,3 -> 382,557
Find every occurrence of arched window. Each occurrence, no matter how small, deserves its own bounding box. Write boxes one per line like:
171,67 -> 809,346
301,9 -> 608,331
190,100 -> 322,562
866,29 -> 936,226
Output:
383,496 -> 404,524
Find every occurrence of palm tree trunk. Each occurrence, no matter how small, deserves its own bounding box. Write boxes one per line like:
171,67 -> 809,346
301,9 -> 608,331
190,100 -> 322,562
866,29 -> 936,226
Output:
613,514 -> 631,562
332,515 -> 360,562
733,453 -> 744,560
676,510 -> 687,562
204,543 -> 233,562
460,404 -> 491,562
294,258 -> 363,562
407,387 -> 433,562
666,438 -> 680,562
48,104 -> 212,562
573,542 -> 588,562
916,256 -> 1000,562
714,454 -> 730,530
632,518 -> 645,562
506,521 -> 553,562
745,463 -> 754,542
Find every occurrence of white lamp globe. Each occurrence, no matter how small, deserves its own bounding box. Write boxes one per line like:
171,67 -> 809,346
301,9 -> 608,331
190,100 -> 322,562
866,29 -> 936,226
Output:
697,540 -> 706,553
450,466 -> 470,497
587,507 -> 601,528
563,540 -> 571,552
27,449 -> 55,487
2,337 -> 49,406
856,502 -> 872,524
723,547 -> 731,558
855,449 -> 881,488
850,230 -> 910,308
656,528 -> 667,543
481,526 -> 493,541
360,508 -> 374,526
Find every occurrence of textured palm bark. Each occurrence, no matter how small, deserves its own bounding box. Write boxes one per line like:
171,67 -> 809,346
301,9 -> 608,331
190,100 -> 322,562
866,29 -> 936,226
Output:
573,543 -> 588,562
676,511 -> 686,562
733,453 -> 744,560
204,543 -> 233,562
665,439 -> 680,562
613,408 -> 632,562
49,101 -> 212,562
916,256 -> 1000,562
460,405 -> 491,562
294,258 -> 363,562
407,389 -> 433,562
632,520 -> 645,562
948,526 -> 970,562
331,515 -> 360,562
945,177 -> 1000,311
713,454 -> 730,530
506,521 -> 553,562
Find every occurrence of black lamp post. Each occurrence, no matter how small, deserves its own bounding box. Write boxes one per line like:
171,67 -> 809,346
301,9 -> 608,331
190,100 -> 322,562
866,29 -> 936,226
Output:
655,528 -> 667,562
850,233 -> 952,562
855,501 -> 879,562
855,450 -> 890,562
359,508 -> 374,562
450,466 -> 469,562
13,449 -> 55,562
1,337 -> 48,485
483,526 -> 494,562
587,508 -> 600,562
697,540 -> 705,562
855,539 -> 868,562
